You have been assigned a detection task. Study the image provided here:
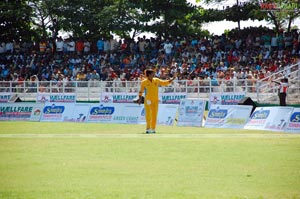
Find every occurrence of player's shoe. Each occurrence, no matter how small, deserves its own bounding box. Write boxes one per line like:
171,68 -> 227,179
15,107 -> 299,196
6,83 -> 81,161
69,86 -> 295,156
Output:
146,129 -> 151,134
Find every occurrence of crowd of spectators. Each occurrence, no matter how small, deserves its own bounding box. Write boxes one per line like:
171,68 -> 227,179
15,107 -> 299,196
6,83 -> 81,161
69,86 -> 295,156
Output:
0,27 -> 300,93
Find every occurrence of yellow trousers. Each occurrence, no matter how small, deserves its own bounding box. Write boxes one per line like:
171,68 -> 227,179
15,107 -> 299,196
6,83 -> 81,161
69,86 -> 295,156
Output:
144,99 -> 159,130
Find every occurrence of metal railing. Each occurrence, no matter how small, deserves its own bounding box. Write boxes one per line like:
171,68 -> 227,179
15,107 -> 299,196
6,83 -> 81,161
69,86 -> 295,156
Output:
256,62 -> 300,104
1,77 -> 300,104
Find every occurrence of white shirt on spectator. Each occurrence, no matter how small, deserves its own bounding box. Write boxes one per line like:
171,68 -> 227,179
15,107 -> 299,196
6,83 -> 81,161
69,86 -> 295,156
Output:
56,40 -> 64,52
84,41 -> 90,53
5,42 -> 13,53
164,42 -> 173,54
67,40 -> 75,52
271,36 -> 278,47
0,42 -> 5,54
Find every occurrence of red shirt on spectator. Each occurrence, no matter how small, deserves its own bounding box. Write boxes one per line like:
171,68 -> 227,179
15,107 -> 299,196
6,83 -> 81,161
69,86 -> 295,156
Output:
76,41 -> 84,52
269,64 -> 278,72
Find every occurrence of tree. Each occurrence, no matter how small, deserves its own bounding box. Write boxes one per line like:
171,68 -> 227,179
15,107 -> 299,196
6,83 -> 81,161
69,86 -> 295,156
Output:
200,0 -> 300,33
0,0 -> 34,41
28,0 -> 69,42
258,0 -> 300,32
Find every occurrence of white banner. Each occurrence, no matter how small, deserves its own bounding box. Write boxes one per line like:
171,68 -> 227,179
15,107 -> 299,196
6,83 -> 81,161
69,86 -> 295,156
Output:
160,93 -> 187,104
87,103 -> 118,123
244,106 -> 294,132
137,104 -> 178,125
100,92 -> 186,104
0,93 -> 11,103
209,92 -> 246,109
86,103 -> 177,125
40,102 -> 75,122
100,92 -> 136,103
285,108 -> 300,133
63,103 -> 91,122
0,103 -> 43,121
204,105 -> 252,129
37,93 -> 76,103
113,103 -> 141,124
87,103 -> 141,124
157,104 -> 178,126
177,99 -> 206,127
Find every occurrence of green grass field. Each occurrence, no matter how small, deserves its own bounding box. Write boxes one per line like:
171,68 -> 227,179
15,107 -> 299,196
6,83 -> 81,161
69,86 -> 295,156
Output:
0,122 -> 300,199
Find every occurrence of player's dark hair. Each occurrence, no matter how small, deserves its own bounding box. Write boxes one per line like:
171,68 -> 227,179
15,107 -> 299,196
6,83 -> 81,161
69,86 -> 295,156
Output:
145,69 -> 154,77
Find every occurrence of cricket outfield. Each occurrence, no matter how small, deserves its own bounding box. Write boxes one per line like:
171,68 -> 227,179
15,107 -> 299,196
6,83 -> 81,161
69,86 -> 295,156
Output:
0,122 -> 299,199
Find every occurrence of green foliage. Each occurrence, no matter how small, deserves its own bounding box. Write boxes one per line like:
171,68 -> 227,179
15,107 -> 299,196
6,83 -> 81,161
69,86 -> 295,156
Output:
1,0 -> 299,41
0,0 -> 34,41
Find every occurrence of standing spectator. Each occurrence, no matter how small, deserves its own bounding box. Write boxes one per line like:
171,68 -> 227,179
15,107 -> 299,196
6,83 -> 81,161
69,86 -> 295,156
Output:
75,39 -> 84,55
67,37 -> 75,54
261,32 -> 271,51
284,32 -> 293,50
138,37 -> 146,55
0,41 -> 5,54
270,32 -> 278,52
96,37 -> 104,54
5,40 -> 14,54
110,36 -> 118,54
104,38 -> 110,54
55,37 -> 64,54
277,32 -> 284,51
272,78 -> 289,106
163,39 -> 173,63
83,39 -> 91,54
254,33 -> 261,49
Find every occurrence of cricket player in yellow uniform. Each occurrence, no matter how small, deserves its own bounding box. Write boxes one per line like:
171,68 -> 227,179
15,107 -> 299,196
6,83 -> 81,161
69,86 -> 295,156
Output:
138,68 -> 176,134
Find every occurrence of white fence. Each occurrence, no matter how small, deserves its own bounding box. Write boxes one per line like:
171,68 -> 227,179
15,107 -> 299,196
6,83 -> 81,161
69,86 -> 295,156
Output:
1,77 -> 299,104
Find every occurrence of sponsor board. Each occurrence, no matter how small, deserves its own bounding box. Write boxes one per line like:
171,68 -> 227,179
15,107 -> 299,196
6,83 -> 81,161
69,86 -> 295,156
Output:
204,104 -> 252,129
244,106 -> 294,132
285,108 -> 300,133
209,92 -> 245,109
41,102 -> 75,122
160,93 -> 186,104
0,103 -> 43,121
0,93 -> 11,103
101,92 -> 186,104
177,99 -> 206,127
37,93 -> 76,103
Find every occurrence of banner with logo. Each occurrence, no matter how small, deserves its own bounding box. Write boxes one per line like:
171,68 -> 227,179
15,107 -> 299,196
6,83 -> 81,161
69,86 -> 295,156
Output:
86,103 -> 178,125
63,103 -> 91,122
30,104 -> 44,121
87,103 -> 139,123
244,106 -> 294,132
112,103 -> 141,124
177,99 -> 206,127
87,103 -> 116,123
160,93 -> 186,104
204,104 -> 252,129
156,104 -> 178,126
40,102 -> 75,122
0,93 -> 11,103
0,103 -> 43,121
285,108 -> 300,133
101,92 -> 186,104
100,92 -> 137,103
37,93 -> 76,103
209,92 -> 246,109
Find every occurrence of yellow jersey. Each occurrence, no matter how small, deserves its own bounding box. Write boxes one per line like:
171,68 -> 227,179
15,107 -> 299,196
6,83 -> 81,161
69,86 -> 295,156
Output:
139,78 -> 171,101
